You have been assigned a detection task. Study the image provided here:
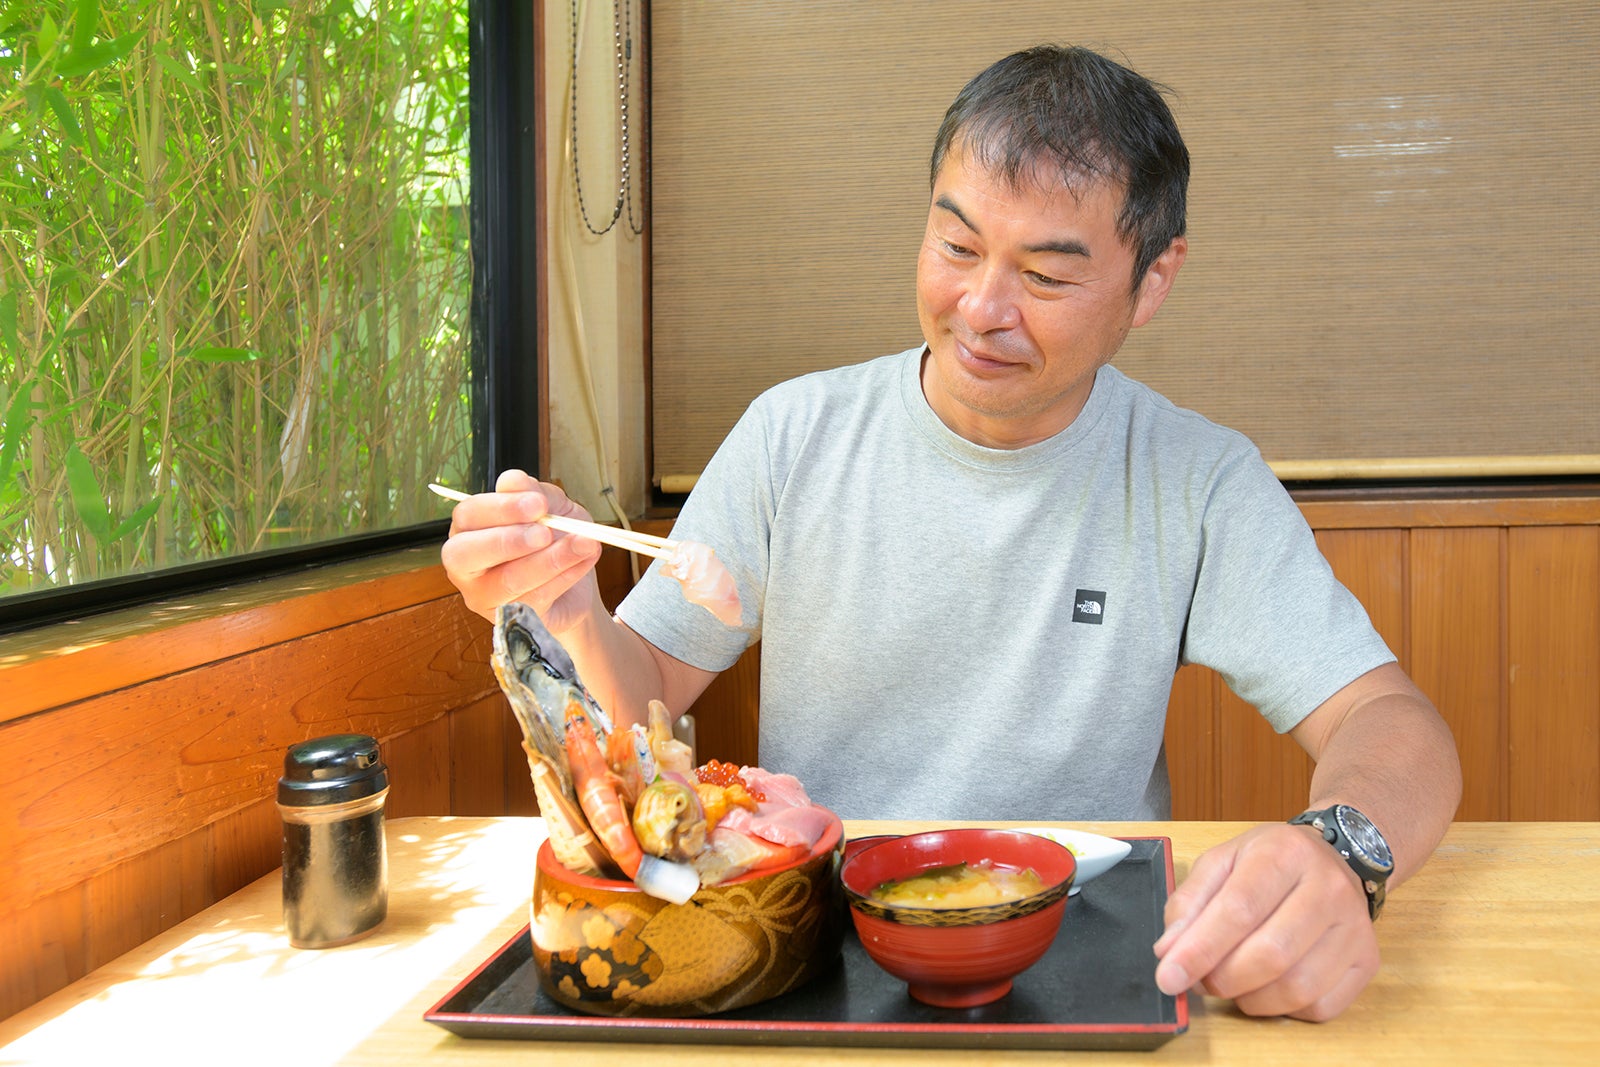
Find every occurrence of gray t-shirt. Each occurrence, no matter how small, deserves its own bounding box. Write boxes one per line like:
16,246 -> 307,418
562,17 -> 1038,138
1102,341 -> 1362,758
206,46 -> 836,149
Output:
617,347 -> 1394,820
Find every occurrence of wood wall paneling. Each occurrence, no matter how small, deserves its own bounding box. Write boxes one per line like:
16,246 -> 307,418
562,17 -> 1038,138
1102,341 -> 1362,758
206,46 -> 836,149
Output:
1213,682 -> 1316,821
1295,492 -> 1600,531
1,597 -> 495,912
385,713 -> 455,818
500,706 -> 540,816
1316,529 -> 1408,659
1507,527 -> 1600,819
1163,663 -> 1219,820
0,887 -> 84,1022
204,798 -> 283,907
1,561 -> 505,1023
450,695 -> 512,816
1407,528 -> 1506,820
0,553 -> 463,725
84,828 -> 203,972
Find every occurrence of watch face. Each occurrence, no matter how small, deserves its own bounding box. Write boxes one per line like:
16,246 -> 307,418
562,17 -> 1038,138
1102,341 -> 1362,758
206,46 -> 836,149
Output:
1335,805 -> 1395,872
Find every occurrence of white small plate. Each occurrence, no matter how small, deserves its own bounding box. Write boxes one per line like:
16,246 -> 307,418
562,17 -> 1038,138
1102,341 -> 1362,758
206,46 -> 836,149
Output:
1011,827 -> 1133,895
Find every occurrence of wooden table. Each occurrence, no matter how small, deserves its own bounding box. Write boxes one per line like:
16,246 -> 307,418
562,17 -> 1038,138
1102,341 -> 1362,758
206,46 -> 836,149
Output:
1,817 -> 1596,1065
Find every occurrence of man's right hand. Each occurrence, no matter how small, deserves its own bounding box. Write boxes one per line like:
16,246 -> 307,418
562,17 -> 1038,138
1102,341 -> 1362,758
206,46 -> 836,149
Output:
438,469 -> 605,630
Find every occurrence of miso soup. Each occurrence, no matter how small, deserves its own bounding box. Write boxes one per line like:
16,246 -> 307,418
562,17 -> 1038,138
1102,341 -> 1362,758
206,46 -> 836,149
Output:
871,859 -> 1049,909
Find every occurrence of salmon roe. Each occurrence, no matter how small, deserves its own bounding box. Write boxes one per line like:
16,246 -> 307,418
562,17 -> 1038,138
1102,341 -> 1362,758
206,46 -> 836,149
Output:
694,759 -> 766,801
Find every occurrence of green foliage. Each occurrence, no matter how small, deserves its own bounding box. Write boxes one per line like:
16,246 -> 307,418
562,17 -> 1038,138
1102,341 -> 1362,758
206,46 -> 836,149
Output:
1,0 -> 473,593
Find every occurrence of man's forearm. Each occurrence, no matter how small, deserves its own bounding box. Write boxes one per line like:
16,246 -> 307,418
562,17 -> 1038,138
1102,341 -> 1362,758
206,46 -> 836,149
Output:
551,591 -> 716,730
1303,681 -> 1462,886
552,596 -> 669,728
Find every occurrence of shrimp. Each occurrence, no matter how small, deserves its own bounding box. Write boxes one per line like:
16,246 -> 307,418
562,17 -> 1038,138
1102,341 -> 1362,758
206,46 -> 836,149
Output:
565,709 -> 645,878
605,722 -> 654,807
526,751 -> 611,876
565,708 -> 701,904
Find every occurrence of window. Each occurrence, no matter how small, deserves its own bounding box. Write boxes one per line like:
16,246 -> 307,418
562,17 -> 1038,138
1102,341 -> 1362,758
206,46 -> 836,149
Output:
0,0 -> 537,628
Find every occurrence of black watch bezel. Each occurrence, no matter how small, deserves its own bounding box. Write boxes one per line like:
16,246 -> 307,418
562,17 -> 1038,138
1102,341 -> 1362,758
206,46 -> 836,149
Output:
1290,804 -> 1392,920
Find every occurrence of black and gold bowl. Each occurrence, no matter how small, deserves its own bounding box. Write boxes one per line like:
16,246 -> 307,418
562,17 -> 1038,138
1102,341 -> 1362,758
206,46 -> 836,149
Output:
529,810 -> 845,1017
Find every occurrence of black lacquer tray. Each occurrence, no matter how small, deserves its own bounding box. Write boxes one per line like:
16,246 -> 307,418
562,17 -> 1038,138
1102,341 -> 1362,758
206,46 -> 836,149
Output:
425,837 -> 1186,1051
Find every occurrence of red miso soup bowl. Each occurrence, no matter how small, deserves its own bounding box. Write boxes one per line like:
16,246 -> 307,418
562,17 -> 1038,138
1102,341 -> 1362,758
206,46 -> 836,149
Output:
839,827 -> 1076,1009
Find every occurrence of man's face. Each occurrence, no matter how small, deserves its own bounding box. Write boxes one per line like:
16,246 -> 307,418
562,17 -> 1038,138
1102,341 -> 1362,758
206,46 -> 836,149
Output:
915,145 -> 1184,449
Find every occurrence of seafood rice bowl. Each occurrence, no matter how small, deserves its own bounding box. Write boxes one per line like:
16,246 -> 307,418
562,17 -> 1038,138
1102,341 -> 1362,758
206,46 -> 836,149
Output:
492,603 -> 846,1016
531,810 -> 843,1016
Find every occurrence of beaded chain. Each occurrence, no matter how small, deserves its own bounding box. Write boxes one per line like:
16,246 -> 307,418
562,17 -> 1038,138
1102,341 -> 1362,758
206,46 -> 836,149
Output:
569,0 -> 646,236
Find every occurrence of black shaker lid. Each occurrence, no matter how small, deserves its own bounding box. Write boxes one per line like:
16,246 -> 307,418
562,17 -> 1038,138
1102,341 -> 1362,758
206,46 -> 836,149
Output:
277,734 -> 389,805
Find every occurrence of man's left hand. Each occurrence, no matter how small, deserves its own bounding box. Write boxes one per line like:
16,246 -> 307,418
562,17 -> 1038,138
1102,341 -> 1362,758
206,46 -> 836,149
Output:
1152,822 -> 1379,1021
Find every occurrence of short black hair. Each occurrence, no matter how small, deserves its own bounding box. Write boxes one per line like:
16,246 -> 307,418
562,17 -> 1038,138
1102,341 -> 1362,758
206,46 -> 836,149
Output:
930,45 -> 1189,287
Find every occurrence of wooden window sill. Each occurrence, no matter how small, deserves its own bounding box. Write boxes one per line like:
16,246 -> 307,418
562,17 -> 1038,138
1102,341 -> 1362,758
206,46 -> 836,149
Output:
0,547 -> 456,725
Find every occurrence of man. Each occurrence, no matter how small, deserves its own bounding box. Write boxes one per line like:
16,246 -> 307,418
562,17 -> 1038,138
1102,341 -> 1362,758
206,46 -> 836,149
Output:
442,45 -> 1460,1021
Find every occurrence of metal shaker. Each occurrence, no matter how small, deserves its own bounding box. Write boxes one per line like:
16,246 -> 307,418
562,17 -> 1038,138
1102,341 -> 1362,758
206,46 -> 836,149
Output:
276,734 -> 390,948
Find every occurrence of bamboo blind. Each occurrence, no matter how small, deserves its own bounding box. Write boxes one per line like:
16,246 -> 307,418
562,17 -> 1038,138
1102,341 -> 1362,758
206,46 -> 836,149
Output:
647,0 -> 1600,484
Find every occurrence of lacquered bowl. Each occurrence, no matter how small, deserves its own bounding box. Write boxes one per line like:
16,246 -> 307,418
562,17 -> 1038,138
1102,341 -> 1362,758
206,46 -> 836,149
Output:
529,810 -> 844,1017
843,834 -> 899,862
839,828 -> 1076,1009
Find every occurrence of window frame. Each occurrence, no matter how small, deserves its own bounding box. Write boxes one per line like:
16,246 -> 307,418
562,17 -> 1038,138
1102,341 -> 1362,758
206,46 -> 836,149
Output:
0,0 -> 539,635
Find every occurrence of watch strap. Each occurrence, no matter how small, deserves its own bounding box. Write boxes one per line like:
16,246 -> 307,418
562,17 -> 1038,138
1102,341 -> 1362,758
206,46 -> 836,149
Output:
1290,807 -> 1387,921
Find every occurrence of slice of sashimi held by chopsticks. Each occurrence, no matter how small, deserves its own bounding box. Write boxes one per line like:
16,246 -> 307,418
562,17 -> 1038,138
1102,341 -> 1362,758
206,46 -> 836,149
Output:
430,482 -> 743,626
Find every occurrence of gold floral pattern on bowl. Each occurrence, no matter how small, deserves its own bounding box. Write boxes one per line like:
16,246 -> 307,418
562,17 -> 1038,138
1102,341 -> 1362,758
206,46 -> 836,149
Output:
529,814 -> 845,1017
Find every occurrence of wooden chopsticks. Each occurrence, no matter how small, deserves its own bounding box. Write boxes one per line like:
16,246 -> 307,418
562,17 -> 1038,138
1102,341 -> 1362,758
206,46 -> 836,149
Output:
428,483 -> 680,560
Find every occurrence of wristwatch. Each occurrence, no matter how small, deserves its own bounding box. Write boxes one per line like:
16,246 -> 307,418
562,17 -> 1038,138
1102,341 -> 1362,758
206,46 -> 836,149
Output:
1289,804 -> 1394,920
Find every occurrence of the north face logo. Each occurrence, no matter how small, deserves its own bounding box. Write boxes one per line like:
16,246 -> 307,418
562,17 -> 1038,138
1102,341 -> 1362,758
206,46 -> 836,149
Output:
1073,589 -> 1106,624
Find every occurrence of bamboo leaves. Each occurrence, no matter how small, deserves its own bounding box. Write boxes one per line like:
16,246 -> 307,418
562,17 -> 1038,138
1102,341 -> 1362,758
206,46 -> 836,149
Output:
42,87 -> 82,147
53,0 -> 141,81
0,293 -> 23,488
69,0 -> 98,52
1,0 -> 473,591
2,0 -> 473,594
64,444 -> 111,543
52,31 -> 141,79
185,346 -> 262,363
112,495 -> 163,542
34,14 -> 61,60
0,386 -> 33,489
63,444 -> 161,545
154,54 -> 205,94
